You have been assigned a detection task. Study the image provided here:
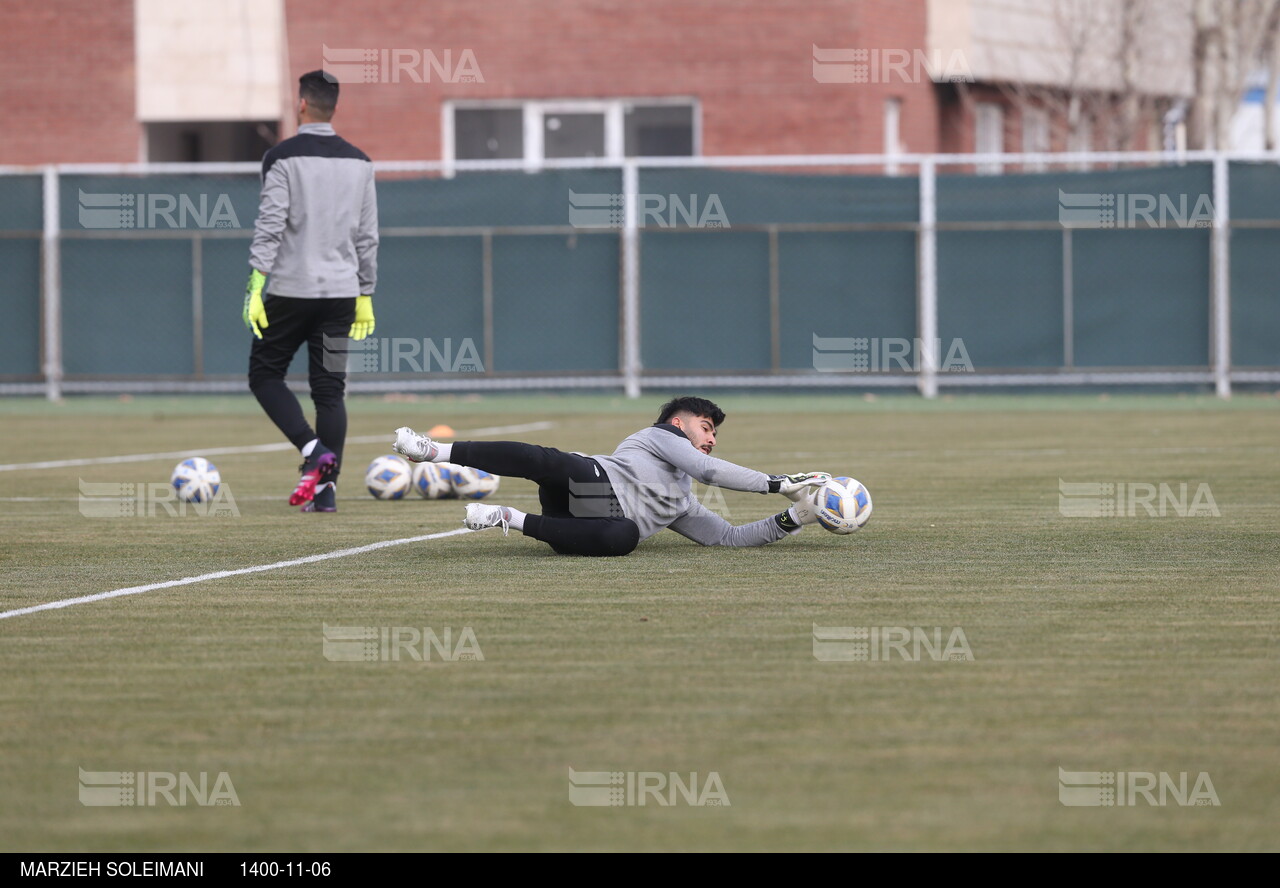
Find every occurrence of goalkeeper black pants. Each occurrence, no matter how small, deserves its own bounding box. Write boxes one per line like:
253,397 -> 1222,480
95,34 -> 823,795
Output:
451,441 -> 640,557
248,295 -> 355,477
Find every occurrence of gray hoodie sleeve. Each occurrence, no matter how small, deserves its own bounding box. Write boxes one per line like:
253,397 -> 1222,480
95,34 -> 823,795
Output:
642,428 -> 771,492
248,162 -> 289,274
668,500 -> 793,547
356,166 -> 378,294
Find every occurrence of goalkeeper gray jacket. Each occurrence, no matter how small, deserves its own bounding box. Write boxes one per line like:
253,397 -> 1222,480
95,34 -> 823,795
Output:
248,122 -> 378,298
592,424 -> 792,547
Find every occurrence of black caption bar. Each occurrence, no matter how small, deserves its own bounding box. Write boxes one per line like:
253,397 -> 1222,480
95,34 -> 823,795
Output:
11,855 -> 349,880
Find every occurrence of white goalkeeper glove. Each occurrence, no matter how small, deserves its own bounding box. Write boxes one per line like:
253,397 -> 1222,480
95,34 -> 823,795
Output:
768,472 -> 831,500
768,475 -> 829,532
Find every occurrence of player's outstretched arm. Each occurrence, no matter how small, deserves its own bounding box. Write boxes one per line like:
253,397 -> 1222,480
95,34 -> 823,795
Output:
669,500 -> 814,547
645,430 -> 828,495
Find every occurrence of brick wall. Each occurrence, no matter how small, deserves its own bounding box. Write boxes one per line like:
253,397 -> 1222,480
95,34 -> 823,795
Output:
0,0 -> 138,165
282,0 -> 940,160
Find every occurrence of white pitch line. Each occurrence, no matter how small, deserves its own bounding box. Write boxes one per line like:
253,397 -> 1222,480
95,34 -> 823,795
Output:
0,528 -> 473,621
0,420 -> 554,472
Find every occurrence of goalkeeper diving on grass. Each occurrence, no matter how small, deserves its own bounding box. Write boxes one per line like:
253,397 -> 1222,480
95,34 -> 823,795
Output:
392,396 -> 833,557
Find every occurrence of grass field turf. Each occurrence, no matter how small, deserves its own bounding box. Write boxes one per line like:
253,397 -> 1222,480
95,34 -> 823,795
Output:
0,392 -> 1277,852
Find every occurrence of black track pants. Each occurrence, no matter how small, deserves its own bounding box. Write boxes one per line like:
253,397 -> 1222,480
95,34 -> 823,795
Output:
248,295 -> 355,474
451,441 -> 640,557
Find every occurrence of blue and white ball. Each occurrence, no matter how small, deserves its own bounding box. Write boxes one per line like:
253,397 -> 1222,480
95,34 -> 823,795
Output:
450,465 -> 500,499
171,457 -> 221,503
412,461 -> 454,499
814,476 -> 872,534
365,454 -> 413,500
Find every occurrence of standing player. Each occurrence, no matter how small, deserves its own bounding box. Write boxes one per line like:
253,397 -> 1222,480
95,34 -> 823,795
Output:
391,396 -> 831,556
244,70 -> 379,512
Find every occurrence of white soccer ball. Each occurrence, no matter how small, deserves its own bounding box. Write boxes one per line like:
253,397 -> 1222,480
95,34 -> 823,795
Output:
171,457 -> 221,503
365,454 -> 413,500
813,476 -> 872,534
450,465 -> 500,499
412,461 -> 454,499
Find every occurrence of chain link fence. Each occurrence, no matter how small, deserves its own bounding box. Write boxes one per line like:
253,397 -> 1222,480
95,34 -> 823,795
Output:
2,152 -> 1277,398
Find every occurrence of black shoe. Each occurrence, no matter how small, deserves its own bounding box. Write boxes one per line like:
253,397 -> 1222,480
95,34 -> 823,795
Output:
303,481 -> 337,512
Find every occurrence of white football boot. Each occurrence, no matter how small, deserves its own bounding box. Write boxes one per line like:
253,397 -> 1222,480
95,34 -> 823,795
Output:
392,426 -> 436,462
463,503 -> 512,536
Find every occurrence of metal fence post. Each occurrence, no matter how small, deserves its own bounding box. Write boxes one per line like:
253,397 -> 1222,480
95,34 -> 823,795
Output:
41,166 -> 62,402
918,157 -> 938,398
622,160 -> 641,398
1212,154 -> 1231,399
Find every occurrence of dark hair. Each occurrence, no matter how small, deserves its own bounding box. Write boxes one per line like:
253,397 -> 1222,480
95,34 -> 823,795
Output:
655,396 -> 725,427
299,70 -> 339,120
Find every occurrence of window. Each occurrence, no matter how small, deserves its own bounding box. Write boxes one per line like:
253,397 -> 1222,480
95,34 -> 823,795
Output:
544,112 -> 606,158
625,104 -> 695,156
454,108 -> 523,160
446,99 -> 697,169
145,122 -> 277,162
1022,107 -> 1050,171
975,102 -> 1003,174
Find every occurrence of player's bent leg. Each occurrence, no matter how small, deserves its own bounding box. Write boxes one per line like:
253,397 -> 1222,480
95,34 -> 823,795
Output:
524,515 -> 640,557
449,441 -> 584,487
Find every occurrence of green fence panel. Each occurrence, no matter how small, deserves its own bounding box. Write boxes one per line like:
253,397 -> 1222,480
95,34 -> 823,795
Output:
1229,229 -> 1280,367
376,235 -> 485,372
61,175 -> 259,234
492,233 -> 618,372
939,165 -> 1213,224
379,170 -> 623,228
0,176 -> 43,231
62,239 -> 194,375
938,230 -> 1064,368
639,169 -> 919,225
1229,161 -> 1280,221
778,231 -> 916,370
0,240 -> 41,374
1071,229 -> 1209,367
641,231 -> 771,371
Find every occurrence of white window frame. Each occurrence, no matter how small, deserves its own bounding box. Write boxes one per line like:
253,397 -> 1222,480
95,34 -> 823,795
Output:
1068,116 -> 1093,171
1021,107 -> 1050,171
884,97 -> 902,176
442,97 -> 700,175
975,101 -> 1004,175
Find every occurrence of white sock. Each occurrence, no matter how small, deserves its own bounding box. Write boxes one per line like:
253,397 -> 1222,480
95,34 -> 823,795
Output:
503,506 -> 526,531
431,442 -> 453,463
301,438 -> 319,458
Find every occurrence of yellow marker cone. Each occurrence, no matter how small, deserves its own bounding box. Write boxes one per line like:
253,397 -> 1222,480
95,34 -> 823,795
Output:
427,424 -> 456,439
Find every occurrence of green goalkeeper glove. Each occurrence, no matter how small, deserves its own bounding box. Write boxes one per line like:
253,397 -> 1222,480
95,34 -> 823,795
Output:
349,295 -> 376,341
243,269 -> 268,339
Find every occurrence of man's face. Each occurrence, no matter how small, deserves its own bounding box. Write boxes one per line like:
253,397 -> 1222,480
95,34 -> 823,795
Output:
671,412 -> 718,455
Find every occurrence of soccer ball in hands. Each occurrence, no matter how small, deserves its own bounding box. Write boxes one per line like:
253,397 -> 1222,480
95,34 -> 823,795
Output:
813,476 -> 872,534
171,457 -> 221,503
365,455 -> 413,500
450,465 -> 500,499
412,461 -> 454,499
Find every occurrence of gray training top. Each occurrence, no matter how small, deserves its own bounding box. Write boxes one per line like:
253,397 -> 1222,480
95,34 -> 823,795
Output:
592,424 -> 792,547
249,122 -> 379,299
